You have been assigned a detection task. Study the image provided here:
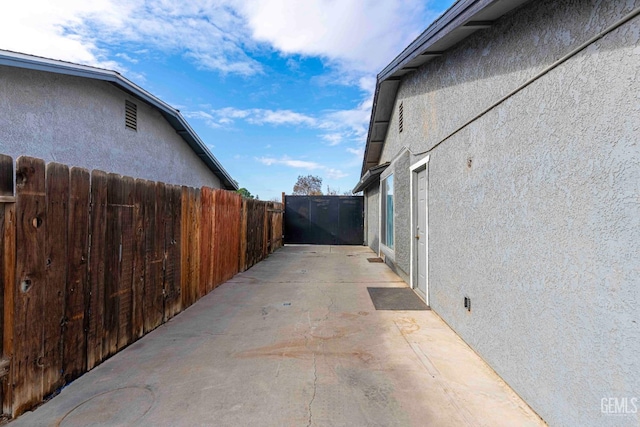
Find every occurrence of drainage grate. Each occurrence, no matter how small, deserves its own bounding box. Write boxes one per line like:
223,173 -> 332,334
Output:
367,257 -> 384,263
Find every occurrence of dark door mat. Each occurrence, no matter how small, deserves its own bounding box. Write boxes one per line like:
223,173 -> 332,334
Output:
367,257 -> 384,263
367,287 -> 430,310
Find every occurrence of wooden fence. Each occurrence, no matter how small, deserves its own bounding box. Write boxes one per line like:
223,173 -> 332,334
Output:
0,155 -> 283,418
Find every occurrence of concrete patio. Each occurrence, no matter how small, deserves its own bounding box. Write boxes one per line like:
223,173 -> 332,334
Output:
13,245 -> 545,426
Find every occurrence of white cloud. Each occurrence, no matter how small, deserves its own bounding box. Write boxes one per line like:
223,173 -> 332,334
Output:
191,107 -> 317,128
256,156 -> 347,179
214,108 -> 252,120
1,0 -> 262,75
347,147 -> 365,157
325,168 -> 348,179
320,100 -> 371,141
2,0 -> 442,78
188,106 -> 327,134
191,98 -> 371,146
257,156 -> 322,170
236,0 -> 438,73
185,111 -> 214,120
322,133 -> 343,146
115,52 -> 139,63
358,76 -> 377,94
286,58 -> 300,72
255,110 -> 316,126
310,96 -> 373,152
0,0 -> 119,68
183,110 -> 223,128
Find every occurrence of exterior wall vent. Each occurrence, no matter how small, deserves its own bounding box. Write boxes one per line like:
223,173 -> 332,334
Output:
125,100 -> 137,131
399,102 -> 404,133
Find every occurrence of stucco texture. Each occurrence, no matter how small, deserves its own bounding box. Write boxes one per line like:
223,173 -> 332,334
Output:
371,0 -> 640,426
0,67 -> 221,189
392,151 -> 411,281
365,185 -> 379,253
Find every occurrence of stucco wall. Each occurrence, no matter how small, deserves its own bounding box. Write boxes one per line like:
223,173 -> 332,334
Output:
365,184 -> 379,253
381,0 -> 640,164
0,67 -> 222,189
371,0 -> 640,426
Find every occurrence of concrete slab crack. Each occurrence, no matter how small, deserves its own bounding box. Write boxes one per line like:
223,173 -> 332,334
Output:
307,352 -> 318,427
394,321 -> 477,427
324,296 -> 335,321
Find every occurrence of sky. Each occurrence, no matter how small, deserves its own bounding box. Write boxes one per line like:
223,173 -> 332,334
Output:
1,0 -> 455,200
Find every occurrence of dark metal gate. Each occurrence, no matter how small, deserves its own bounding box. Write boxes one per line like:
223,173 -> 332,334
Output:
284,196 -> 364,245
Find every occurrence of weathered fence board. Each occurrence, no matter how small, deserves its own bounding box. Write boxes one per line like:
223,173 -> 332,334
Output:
118,176 -> 135,351
193,189 -> 202,301
143,182 -> 164,333
164,185 -> 181,320
0,154 -> 15,415
87,170 -> 107,371
263,202 -> 269,259
0,155 -> 12,198
239,199 -> 248,272
179,186 -> 192,309
180,187 -> 201,308
1,154 -> 283,418
272,203 -> 284,251
200,187 -> 214,294
243,199 -> 266,271
1,200 -> 15,414
13,156 -> 47,416
43,162 -> 69,396
63,168 -> 90,384
153,182 -> 166,330
211,190 -> 220,288
142,181 -> 155,333
0,204 -> 3,359
132,179 -> 147,340
103,173 -> 122,359
213,191 -> 241,286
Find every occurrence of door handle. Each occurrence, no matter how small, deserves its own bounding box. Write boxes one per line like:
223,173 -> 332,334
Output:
415,235 -> 420,239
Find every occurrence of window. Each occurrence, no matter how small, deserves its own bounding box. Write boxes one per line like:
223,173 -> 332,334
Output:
381,174 -> 394,249
125,100 -> 137,131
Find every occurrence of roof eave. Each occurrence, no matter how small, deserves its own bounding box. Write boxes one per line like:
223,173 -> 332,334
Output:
353,162 -> 390,193
360,0 -> 532,177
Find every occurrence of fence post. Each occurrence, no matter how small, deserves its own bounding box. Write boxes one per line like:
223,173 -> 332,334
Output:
0,154 -> 15,416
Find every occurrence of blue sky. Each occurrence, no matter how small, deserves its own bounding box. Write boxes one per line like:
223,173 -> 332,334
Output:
2,0 -> 454,200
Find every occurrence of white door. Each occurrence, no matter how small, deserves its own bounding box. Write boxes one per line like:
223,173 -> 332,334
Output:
415,168 -> 427,300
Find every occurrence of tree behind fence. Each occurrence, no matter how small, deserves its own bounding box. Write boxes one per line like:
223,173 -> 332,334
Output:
0,154 -> 283,418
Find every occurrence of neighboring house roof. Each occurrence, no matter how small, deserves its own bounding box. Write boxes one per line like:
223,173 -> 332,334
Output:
360,0 -> 532,177
0,49 -> 238,191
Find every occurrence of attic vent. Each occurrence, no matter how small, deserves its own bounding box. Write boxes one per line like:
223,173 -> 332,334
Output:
399,102 -> 404,133
125,100 -> 137,131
